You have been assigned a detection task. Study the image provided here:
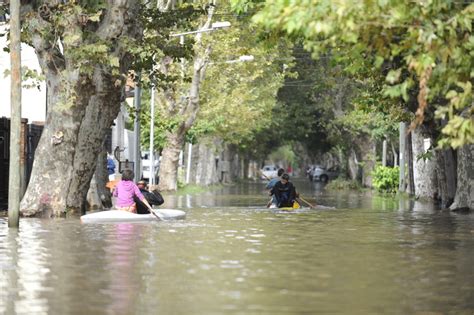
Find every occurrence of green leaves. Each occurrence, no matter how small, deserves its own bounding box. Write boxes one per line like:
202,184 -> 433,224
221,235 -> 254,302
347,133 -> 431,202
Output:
234,0 -> 474,148
372,165 -> 399,193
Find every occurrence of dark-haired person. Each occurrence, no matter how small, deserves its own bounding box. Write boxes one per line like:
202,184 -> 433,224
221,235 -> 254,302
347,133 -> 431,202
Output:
271,173 -> 298,208
112,169 -> 153,213
135,180 -> 165,214
266,168 -> 285,207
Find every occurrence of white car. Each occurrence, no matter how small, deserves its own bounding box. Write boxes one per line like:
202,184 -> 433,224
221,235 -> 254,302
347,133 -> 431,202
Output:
141,151 -> 160,184
260,165 -> 279,179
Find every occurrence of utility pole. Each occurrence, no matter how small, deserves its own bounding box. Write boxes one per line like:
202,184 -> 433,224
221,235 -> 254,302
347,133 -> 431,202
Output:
8,0 -> 21,228
134,73 -> 142,181
382,139 -> 387,167
399,122 -> 406,192
149,86 -> 155,185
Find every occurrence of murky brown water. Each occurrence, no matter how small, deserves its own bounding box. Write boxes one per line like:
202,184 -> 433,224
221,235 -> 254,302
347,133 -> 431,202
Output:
1,179 -> 474,314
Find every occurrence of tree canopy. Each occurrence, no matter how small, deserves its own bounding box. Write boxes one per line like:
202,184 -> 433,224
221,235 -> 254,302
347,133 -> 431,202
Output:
231,0 -> 474,149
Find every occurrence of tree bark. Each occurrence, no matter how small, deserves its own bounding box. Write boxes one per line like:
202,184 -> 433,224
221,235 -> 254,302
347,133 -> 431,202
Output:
450,144 -> 474,211
406,131 -> 415,195
411,126 -> 437,199
435,148 -> 457,208
158,132 -> 184,191
20,2 -> 141,217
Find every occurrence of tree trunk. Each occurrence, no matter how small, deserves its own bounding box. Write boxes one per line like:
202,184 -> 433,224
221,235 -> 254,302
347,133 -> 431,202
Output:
243,157 -> 250,179
411,127 -> 437,199
21,72 -> 123,217
158,132 -> 184,191
435,148 -> 456,208
406,131 -> 415,195
90,148 -> 112,209
347,148 -> 359,181
450,144 -> 474,211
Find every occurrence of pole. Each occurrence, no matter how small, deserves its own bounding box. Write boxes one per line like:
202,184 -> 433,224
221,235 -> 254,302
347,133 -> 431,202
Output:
179,34 -> 192,184
149,86 -> 155,185
8,0 -> 21,228
134,73 -> 142,181
382,139 -> 387,167
399,122 -> 406,192
185,143 -> 192,184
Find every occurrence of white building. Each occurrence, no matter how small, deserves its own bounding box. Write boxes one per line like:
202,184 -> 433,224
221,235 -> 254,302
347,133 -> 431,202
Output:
0,24 -> 46,122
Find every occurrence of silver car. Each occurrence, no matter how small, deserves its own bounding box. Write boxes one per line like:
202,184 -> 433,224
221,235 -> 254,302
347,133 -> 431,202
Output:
311,166 -> 339,183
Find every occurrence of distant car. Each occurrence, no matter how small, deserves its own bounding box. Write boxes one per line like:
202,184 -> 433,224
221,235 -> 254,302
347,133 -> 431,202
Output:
260,165 -> 279,179
311,166 -> 339,183
141,151 -> 160,184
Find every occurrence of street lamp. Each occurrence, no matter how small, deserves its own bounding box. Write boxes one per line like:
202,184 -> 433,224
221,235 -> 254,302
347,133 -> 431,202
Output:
169,21 -> 231,37
209,55 -> 255,64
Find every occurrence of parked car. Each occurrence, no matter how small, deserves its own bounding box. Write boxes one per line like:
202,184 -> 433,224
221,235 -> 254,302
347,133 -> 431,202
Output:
260,165 -> 279,179
141,151 -> 160,184
311,166 -> 339,183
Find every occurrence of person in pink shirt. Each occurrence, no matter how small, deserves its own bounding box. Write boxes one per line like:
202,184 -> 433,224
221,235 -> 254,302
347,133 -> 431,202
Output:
113,169 -> 153,213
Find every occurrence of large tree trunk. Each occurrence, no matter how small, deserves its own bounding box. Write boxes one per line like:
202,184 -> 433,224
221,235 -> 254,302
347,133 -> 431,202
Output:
411,126 -> 437,199
158,132 -> 184,191
20,2 -> 141,217
21,72 -> 123,217
450,144 -> 474,211
435,148 -> 456,208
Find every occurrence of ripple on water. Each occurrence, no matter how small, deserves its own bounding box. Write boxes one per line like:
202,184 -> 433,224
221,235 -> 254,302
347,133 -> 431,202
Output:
1,189 -> 474,314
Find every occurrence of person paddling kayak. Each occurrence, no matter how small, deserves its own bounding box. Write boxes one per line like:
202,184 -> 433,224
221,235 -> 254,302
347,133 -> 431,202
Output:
266,168 -> 284,208
270,173 -> 298,208
135,180 -> 165,214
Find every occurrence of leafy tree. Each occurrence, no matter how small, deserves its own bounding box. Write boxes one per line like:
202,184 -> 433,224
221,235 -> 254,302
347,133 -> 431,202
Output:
232,0 -> 474,148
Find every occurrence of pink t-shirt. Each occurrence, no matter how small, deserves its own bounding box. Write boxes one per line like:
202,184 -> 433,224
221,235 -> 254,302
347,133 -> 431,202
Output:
113,180 -> 145,207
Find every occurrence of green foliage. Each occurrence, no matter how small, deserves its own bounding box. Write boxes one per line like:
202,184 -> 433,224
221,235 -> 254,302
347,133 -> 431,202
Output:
268,145 -> 296,165
192,8 -> 290,146
371,165 -> 399,193
231,0 -> 474,148
325,178 -> 362,191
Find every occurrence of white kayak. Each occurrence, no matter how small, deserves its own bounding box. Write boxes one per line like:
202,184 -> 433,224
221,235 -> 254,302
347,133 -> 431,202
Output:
81,209 -> 186,223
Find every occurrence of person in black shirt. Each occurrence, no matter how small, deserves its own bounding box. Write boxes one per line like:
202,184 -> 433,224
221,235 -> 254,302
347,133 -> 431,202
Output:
135,180 -> 165,214
271,173 -> 297,208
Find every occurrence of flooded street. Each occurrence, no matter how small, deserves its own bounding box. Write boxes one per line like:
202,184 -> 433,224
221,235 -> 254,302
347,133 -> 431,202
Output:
1,179 -> 474,314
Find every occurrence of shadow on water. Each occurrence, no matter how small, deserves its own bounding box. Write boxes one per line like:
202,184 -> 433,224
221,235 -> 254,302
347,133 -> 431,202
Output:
1,177 -> 474,314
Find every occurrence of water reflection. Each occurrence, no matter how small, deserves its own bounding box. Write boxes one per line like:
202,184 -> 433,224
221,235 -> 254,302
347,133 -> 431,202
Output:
1,179 -> 474,314
0,220 -> 50,315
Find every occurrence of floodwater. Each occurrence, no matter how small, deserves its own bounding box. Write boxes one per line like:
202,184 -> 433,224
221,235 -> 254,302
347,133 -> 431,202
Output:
1,178 -> 474,314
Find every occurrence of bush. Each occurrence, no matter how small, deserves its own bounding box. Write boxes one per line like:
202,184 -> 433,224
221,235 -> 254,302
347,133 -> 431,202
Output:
325,178 -> 362,190
371,165 -> 399,193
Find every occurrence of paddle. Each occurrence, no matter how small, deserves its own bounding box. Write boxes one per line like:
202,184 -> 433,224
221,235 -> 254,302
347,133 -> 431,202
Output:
297,196 -> 316,209
148,207 -> 165,221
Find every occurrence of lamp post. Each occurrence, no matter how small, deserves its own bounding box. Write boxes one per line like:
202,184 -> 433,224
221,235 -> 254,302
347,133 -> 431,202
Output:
148,86 -> 155,185
133,73 -> 142,181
